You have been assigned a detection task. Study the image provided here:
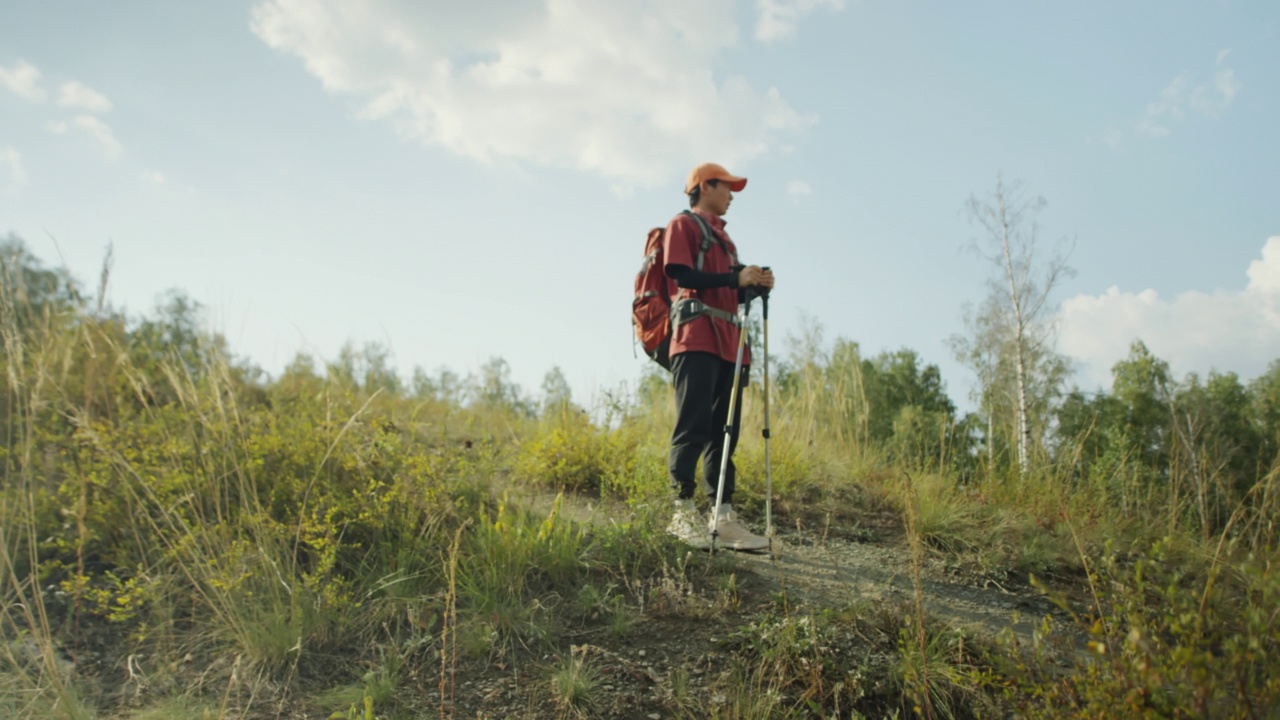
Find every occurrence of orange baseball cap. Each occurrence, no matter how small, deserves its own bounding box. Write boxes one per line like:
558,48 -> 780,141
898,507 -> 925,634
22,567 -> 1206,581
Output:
685,162 -> 747,194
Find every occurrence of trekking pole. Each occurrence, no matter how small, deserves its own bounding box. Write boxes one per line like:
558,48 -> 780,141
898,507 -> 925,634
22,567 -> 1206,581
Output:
710,297 -> 752,555
761,288 -> 774,552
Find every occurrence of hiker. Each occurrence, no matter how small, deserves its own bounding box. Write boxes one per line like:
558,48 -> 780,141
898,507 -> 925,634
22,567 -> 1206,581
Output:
664,162 -> 774,551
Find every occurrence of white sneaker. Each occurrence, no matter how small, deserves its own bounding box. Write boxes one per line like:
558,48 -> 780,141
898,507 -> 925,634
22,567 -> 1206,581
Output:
667,501 -> 710,550
709,508 -> 770,552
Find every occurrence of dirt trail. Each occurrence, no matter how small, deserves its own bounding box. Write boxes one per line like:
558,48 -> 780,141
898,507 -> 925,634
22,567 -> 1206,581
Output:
509,486 -> 1071,645
735,534 -> 1056,641
428,484 -> 1098,717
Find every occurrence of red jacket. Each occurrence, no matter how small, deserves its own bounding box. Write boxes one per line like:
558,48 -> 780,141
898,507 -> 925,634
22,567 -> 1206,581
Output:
662,209 -> 751,366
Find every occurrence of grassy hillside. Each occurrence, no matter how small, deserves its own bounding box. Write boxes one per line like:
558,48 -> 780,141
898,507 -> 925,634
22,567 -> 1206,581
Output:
3,239 -> 1278,718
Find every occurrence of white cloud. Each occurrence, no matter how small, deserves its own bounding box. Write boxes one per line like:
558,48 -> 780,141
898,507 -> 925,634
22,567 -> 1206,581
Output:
0,60 -> 47,103
250,0 -> 820,190
47,115 -> 123,158
786,179 -> 811,200
1,146 -> 26,187
755,0 -> 845,42
1209,67 -> 1241,107
1134,50 -> 1240,139
145,170 -> 167,184
57,81 -> 112,113
1059,237 -> 1280,389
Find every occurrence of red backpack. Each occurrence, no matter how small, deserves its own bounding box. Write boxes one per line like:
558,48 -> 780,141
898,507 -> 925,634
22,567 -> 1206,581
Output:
632,211 -> 714,369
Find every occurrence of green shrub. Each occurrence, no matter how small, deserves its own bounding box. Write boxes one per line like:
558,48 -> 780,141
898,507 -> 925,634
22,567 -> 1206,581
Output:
1015,539 -> 1280,717
516,409 -> 624,494
515,408 -> 669,504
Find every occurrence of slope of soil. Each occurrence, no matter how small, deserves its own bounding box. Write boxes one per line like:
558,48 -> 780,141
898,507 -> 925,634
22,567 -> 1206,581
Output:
400,487 -> 1087,719
59,485 -> 1088,719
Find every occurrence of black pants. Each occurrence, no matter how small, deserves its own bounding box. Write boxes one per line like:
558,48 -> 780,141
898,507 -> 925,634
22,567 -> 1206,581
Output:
669,351 -> 746,505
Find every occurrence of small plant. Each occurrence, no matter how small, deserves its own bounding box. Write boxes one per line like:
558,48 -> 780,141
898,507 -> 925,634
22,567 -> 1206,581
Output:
574,581 -> 634,637
893,624 -> 983,720
575,581 -> 611,620
664,664 -> 694,712
361,650 -> 400,708
711,665 -> 790,719
607,595 -> 636,637
330,694 -> 375,720
642,555 -> 709,619
551,648 -> 601,716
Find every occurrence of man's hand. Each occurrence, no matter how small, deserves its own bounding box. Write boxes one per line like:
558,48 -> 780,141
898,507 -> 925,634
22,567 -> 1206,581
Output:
738,265 -> 775,289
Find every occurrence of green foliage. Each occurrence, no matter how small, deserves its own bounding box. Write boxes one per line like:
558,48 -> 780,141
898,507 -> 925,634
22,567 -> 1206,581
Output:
0,234 -> 84,326
773,329 -> 959,458
515,405 -> 664,502
0,662 -> 96,720
725,609 -> 868,717
905,472 -> 987,554
456,494 -> 589,656
471,356 -> 534,416
2,235 -> 626,716
540,365 -> 574,417
4,235 -> 1280,717
772,327 -> 974,480
517,409 -> 619,494
409,363 -> 466,406
1053,340 -> 1280,542
1110,340 -> 1174,470
861,349 -> 955,444
327,341 -> 403,396
1250,360 -> 1280,460
574,581 -> 633,637
733,429 -> 827,509
1012,540 -> 1280,718
721,603 -> 1009,719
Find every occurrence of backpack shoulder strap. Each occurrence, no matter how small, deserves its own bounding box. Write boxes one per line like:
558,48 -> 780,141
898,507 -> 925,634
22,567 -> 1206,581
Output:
681,210 -> 717,272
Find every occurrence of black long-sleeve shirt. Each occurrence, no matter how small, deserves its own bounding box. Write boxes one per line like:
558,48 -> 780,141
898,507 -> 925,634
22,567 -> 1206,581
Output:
667,264 -> 738,290
667,264 -> 761,305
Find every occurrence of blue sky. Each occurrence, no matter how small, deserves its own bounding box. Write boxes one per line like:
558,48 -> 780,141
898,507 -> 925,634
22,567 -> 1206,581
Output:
2,1 -> 1277,411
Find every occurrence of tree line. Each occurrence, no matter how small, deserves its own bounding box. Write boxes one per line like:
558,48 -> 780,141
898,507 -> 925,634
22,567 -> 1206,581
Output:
5,176 -> 1277,541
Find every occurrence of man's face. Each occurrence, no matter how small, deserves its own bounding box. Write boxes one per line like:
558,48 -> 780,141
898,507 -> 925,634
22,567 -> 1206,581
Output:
703,181 -> 734,216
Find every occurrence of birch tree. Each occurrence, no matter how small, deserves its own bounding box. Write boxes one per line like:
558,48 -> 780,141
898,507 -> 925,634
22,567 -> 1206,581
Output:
950,293 -> 1009,469
961,176 -> 1074,475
